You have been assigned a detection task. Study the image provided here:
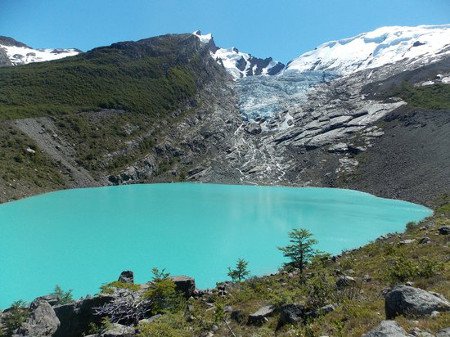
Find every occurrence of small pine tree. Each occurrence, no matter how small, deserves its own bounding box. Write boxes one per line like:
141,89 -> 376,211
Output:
227,258 -> 250,282
278,228 -> 318,274
53,285 -> 73,304
151,267 -> 170,282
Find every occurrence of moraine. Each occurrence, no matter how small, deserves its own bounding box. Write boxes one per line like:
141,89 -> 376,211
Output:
0,183 -> 432,308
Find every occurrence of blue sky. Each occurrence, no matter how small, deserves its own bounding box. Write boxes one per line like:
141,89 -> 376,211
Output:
0,0 -> 449,63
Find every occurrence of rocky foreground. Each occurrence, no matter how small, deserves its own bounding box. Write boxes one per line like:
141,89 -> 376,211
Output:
1,204 -> 449,337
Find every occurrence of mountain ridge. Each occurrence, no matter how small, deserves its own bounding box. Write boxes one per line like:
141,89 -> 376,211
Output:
0,26 -> 448,207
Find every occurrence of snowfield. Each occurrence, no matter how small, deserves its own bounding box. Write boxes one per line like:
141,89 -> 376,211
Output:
1,44 -> 80,65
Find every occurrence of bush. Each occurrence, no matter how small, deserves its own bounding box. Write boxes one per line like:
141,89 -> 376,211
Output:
52,285 -> 74,304
100,281 -> 140,294
306,271 -> 335,309
1,301 -> 29,336
144,278 -> 183,314
387,255 -> 418,283
137,313 -> 190,337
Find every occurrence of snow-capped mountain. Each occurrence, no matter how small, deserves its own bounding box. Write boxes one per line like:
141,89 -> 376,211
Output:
0,36 -> 80,66
193,31 -> 284,79
286,25 -> 450,75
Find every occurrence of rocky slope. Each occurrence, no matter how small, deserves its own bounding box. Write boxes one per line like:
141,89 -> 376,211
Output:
0,26 -> 449,207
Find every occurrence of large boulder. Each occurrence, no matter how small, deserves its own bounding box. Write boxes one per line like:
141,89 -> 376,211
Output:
14,300 -> 60,337
385,285 -> 450,319
53,294 -> 114,337
170,276 -> 195,298
247,305 -> 275,325
362,320 -> 412,337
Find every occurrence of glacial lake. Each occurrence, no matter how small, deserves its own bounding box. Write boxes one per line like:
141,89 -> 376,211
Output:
0,183 -> 432,308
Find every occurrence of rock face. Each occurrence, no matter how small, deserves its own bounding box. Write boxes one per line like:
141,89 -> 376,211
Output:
118,271 -> 134,284
362,320 -> 412,337
170,276 -> 196,298
385,285 -> 450,319
14,300 -> 60,337
53,294 -> 114,337
247,305 -> 275,325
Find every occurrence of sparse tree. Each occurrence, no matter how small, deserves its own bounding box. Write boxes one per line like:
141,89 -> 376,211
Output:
278,228 -> 318,274
151,267 -> 170,282
53,285 -> 73,304
227,258 -> 250,282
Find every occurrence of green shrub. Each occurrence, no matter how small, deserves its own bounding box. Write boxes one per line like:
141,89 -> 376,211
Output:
137,313 -> 190,337
144,278 -> 183,314
1,301 -> 29,336
306,271 -> 335,308
387,255 -> 418,283
52,285 -> 74,304
100,281 -> 140,294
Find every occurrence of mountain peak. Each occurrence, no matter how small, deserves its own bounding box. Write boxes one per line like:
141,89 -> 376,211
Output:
286,24 -> 450,75
193,31 -> 285,80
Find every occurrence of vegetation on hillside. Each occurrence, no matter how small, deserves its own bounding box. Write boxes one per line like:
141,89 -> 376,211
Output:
0,35 -> 204,120
0,123 -> 65,202
391,82 -> 450,109
137,207 -> 449,337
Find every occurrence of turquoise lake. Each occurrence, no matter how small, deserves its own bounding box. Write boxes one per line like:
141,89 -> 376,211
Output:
0,183 -> 432,308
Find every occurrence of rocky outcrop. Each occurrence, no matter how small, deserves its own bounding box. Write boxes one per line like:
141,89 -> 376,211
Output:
385,285 -> 450,319
277,304 -> 305,326
171,276 -> 196,298
438,226 -> 450,235
336,275 -> 357,289
53,294 -> 114,337
13,300 -> 60,337
118,271 -> 134,284
247,305 -> 275,325
362,320 -> 412,337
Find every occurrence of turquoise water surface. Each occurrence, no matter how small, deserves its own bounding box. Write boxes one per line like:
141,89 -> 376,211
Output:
0,183 -> 432,308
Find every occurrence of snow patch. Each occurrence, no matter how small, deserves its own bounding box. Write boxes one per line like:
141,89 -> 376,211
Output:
1,44 -> 79,65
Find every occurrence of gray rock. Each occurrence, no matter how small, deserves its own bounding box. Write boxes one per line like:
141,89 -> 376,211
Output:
409,327 -> 434,337
362,320 -> 412,337
118,271 -> 134,284
14,300 -> 60,337
438,226 -> 449,235
245,122 -> 262,135
247,305 -> 275,325
277,304 -> 305,326
436,328 -> 450,337
336,275 -> 357,289
385,285 -> 450,319
102,323 -> 134,337
399,239 -> 416,245
170,276 -> 195,298
418,237 -> 431,244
